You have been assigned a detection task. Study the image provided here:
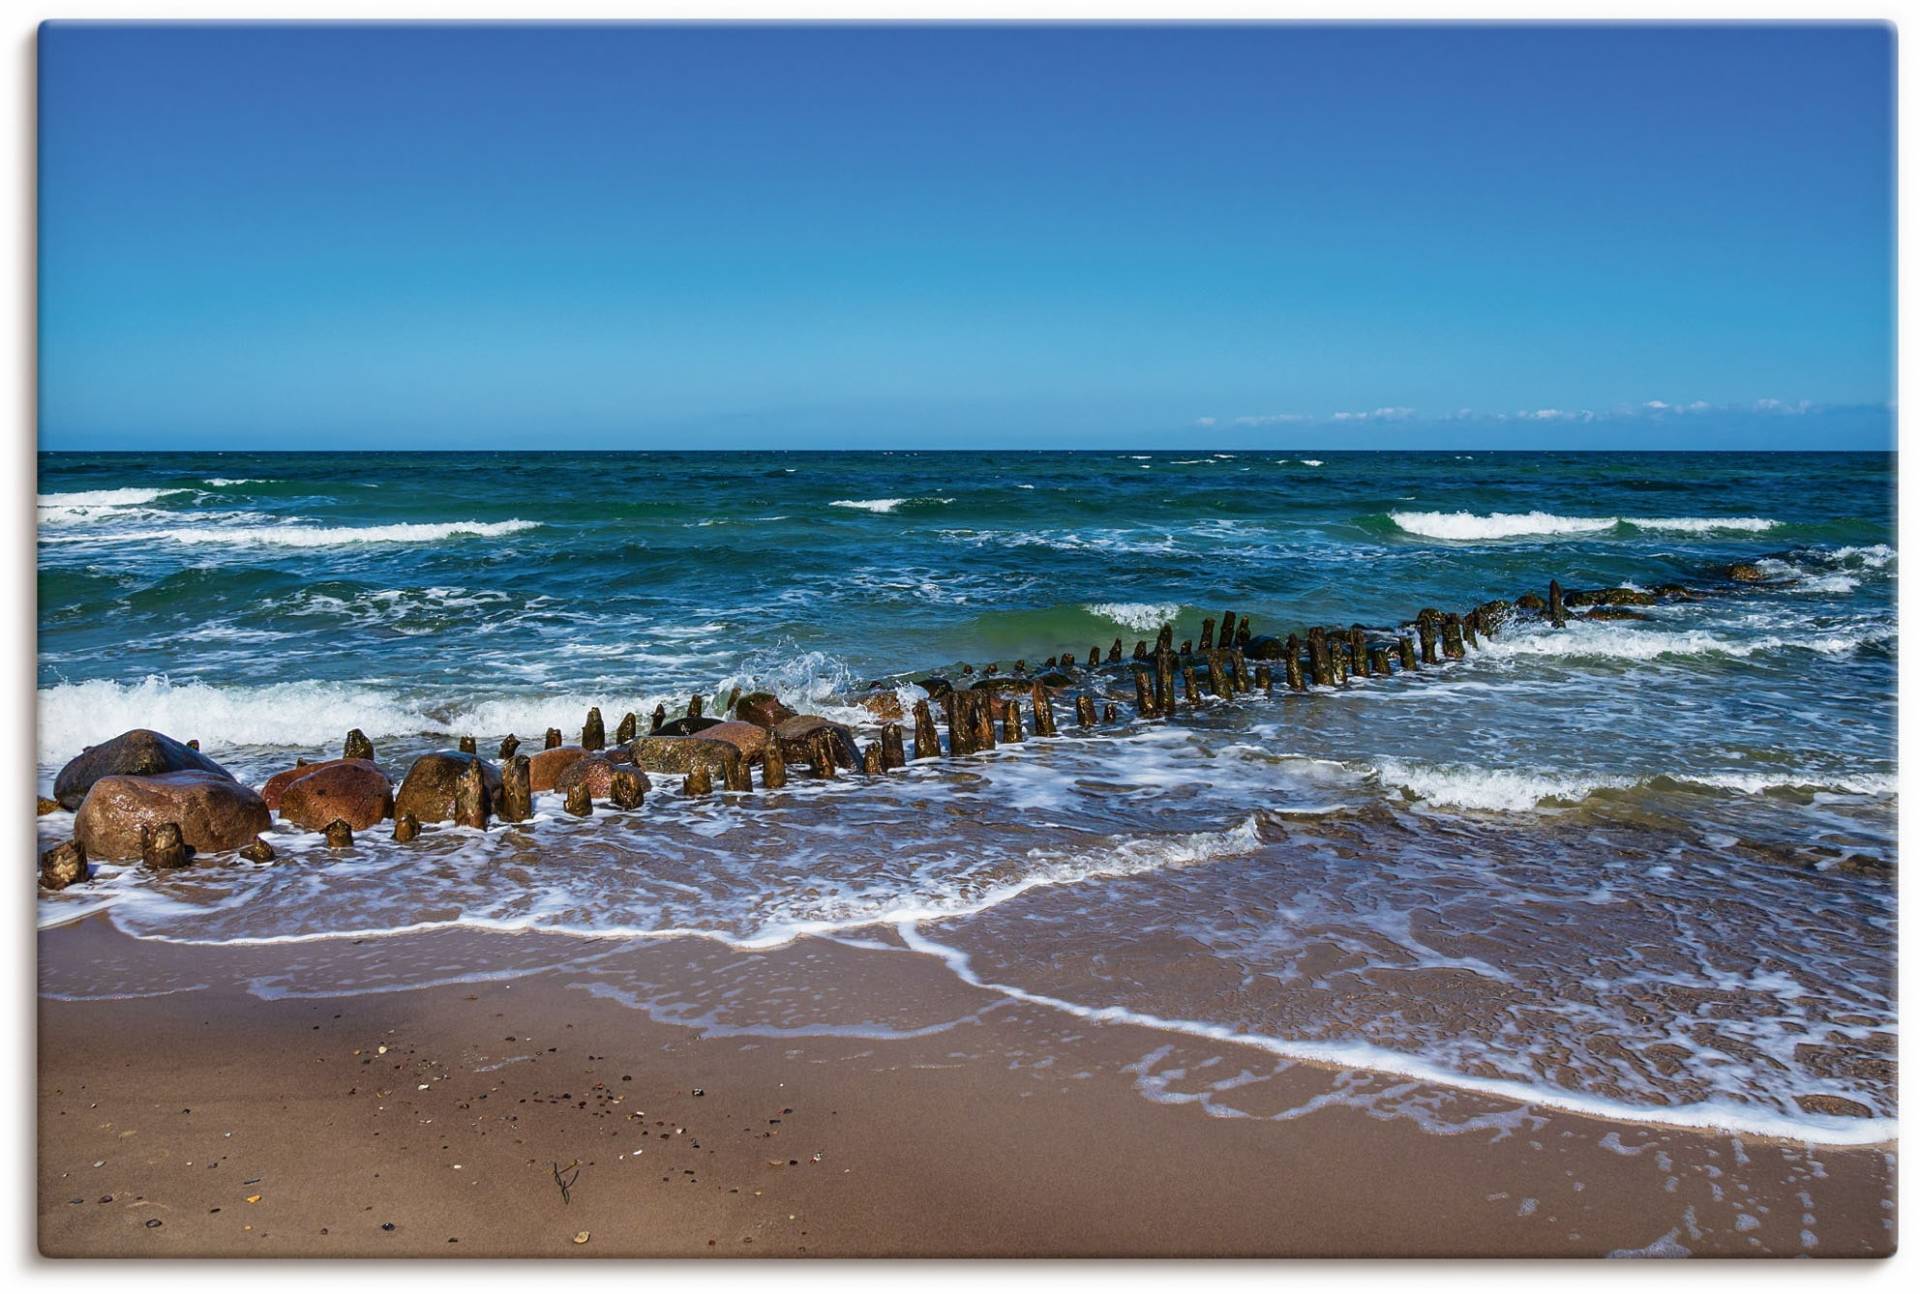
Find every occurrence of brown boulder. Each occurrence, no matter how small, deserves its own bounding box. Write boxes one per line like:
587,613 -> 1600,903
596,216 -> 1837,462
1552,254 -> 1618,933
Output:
1582,608 -> 1650,622
528,745 -> 590,793
1726,562 -> 1771,583
694,720 -> 770,765
261,757 -> 389,810
857,690 -> 905,722
733,691 -> 797,729
1795,1093 -> 1874,1119
53,728 -> 233,810
553,754 -> 652,801
73,771 -> 271,861
1564,587 -> 1657,608
772,715 -> 862,769
626,735 -> 747,783
277,759 -> 394,831
393,751 -> 504,824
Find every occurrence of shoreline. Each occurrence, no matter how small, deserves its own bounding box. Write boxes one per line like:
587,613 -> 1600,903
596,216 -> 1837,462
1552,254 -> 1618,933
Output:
38,917 -> 1897,1258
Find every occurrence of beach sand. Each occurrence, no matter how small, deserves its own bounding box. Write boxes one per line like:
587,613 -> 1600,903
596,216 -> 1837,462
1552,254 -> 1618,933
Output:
37,916 -> 1895,1258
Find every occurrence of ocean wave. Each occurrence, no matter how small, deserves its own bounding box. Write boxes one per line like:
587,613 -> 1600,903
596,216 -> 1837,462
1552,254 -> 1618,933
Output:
829,497 -> 955,514
202,477 -> 273,487
1374,760 -> 1896,811
38,487 -> 195,526
1388,510 -> 1777,540
1085,601 -> 1181,632
1474,620 -> 1888,663
50,518 -> 541,548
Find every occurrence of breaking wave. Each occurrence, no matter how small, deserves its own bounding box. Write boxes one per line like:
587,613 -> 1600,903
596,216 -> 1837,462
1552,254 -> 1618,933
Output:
1085,601 -> 1182,631
1389,510 -> 1779,541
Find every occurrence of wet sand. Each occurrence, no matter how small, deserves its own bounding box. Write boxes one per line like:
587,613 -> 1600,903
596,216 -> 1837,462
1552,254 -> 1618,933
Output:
38,917 -> 1895,1258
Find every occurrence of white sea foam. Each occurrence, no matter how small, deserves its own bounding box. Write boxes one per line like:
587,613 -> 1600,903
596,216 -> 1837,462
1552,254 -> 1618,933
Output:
38,487 -> 193,526
829,497 -> 955,514
895,927 -> 1896,1145
202,478 -> 272,486
1085,602 -> 1181,632
1390,510 -> 1778,541
1374,760 -> 1896,811
52,518 -> 541,548
1475,620 -> 1887,663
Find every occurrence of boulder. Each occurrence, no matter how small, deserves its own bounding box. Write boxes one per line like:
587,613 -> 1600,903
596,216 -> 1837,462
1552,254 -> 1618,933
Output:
1795,1093 -> 1874,1119
553,754 -> 652,801
772,715 -> 862,769
260,760 -> 332,809
1564,587 -> 1658,608
37,796 -> 60,815
856,691 -> 905,722
626,735 -> 748,783
528,745 -> 591,793
694,720 -> 770,765
1240,635 -> 1287,661
656,715 -> 724,738
1514,593 -> 1547,612
277,759 -> 394,831
73,771 -> 271,861
393,751 -> 504,824
1726,563 -> 1771,583
53,728 -> 234,810
732,691 -> 797,729
1582,608 -> 1650,622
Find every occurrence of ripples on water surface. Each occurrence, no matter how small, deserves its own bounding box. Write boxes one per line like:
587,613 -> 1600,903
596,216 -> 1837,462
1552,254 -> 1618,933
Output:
36,451 -> 1896,1142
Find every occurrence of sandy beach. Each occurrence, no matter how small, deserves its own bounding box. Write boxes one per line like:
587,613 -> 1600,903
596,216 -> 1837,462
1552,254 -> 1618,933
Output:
37,916 -> 1895,1259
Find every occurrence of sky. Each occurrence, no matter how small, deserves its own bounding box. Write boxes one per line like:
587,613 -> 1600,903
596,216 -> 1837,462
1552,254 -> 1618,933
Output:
38,22 -> 1895,451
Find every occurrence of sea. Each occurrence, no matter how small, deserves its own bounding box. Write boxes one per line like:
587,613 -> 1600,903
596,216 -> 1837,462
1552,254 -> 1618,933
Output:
35,450 -> 1897,1146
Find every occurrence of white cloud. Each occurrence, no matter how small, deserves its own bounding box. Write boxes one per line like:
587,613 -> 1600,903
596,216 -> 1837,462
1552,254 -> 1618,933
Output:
1330,406 -> 1416,422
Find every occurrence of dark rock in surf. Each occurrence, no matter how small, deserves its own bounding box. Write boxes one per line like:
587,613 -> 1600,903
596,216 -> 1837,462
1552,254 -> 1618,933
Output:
323,819 -> 354,848
656,715 -> 725,738
610,767 -> 646,809
238,837 -> 276,863
733,692 -> 797,729
555,753 -> 651,801
564,784 -> 592,817
141,821 -> 191,870
53,729 -> 234,811
392,812 -> 420,843
582,707 -> 605,751
772,715 -> 862,770
393,751 -> 502,825
343,729 -> 374,762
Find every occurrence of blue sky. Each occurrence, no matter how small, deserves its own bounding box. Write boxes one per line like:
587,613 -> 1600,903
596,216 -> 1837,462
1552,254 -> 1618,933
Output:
39,22 -> 1894,451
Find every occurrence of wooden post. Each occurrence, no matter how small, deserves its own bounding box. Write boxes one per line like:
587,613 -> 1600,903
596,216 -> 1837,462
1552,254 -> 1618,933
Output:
545,727 -> 564,750
879,723 -> 906,770
392,812 -> 419,843
913,699 -> 939,760
1232,648 -> 1251,691
1398,635 -> 1417,670
611,768 -> 645,809
498,733 -> 520,760
1462,614 -> 1479,650
1181,664 -> 1202,710
863,742 -> 885,774
1154,647 -> 1176,714
1109,639 -> 1123,663
344,728 -> 374,761
688,694 -> 704,720
1102,702 -> 1118,722
1417,611 -> 1440,664
1442,613 -> 1466,659
1030,682 -> 1058,737
1549,580 -> 1567,627
1219,611 -> 1237,648
1369,645 -> 1393,677
1078,693 -> 1099,726
684,764 -> 713,797
1156,625 -> 1174,653
649,705 -> 666,735
811,732 -> 839,778
324,819 -> 354,848
1199,618 -> 1216,650
970,692 -> 998,751
1133,671 -> 1158,718
458,735 -> 477,754
761,740 -> 787,789
1349,626 -> 1370,677
582,707 -> 605,750
1285,635 -> 1306,691
499,755 -> 532,822
1307,628 -> 1334,687
943,693 -> 972,757
722,753 -> 751,792
1254,663 -> 1272,691
564,783 -> 593,816
454,761 -> 489,830
615,711 -> 638,744
1003,700 -> 1025,743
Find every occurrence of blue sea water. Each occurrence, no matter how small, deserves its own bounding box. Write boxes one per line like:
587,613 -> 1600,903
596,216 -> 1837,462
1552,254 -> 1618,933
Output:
35,450 -> 1897,1142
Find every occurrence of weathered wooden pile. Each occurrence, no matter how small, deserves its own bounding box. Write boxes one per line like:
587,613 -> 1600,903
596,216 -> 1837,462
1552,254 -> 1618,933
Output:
37,575 -> 1695,890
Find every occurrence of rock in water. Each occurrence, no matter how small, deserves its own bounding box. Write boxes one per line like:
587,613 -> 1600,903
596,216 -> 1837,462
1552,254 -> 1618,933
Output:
878,723 -> 906,771
238,837 -> 276,863
582,707 -> 605,750
53,729 -> 235,811
40,840 -> 87,890
733,691 -> 797,729
772,715 -> 862,769
626,736 -> 748,788
555,754 -> 649,801
343,729 -> 374,761
862,743 -> 884,774
394,751 -> 503,824
276,759 -> 394,831
37,797 -> 60,815
528,745 -> 594,792
140,821 -> 190,870
498,755 -> 533,822
610,768 -> 646,810
392,812 -> 420,843
691,720 -> 768,765
1726,563 -> 1770,583
75,772 -> 270,861
655,715 -> 725,737
564,783 -> 592,816
323,819 -> 354,848
453,762 -> 490,829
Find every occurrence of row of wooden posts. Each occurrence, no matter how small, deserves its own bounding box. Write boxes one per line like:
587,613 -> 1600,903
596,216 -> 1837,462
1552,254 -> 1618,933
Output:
344,580 -> 1559,840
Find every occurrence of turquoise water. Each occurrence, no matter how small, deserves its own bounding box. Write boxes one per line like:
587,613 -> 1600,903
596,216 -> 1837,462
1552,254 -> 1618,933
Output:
36,450 -> 1897,1141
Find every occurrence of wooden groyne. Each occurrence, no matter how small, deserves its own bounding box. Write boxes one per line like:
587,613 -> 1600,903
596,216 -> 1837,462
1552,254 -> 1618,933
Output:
38,573 -> 1710,887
